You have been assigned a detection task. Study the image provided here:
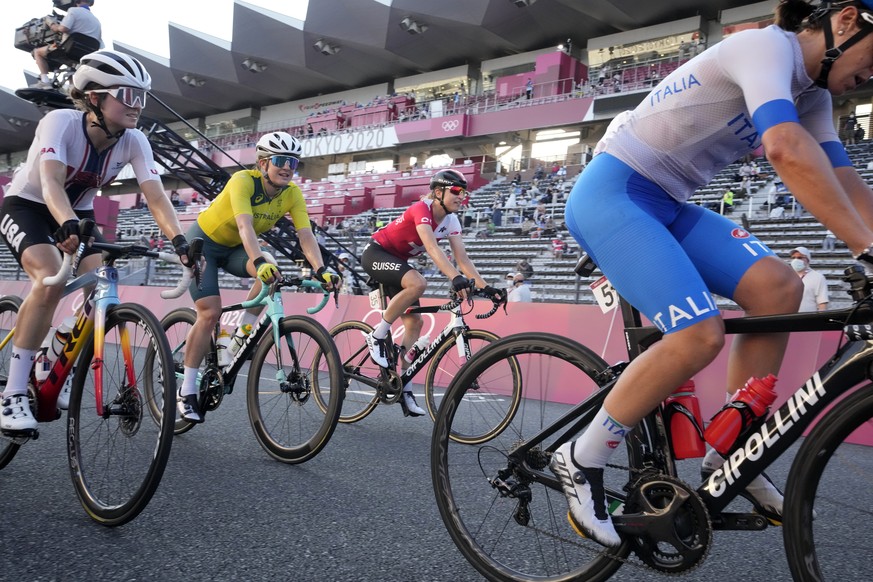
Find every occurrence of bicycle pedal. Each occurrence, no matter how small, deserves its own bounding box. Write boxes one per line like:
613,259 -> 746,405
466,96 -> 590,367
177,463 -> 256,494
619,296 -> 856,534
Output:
0,427 -> 39,440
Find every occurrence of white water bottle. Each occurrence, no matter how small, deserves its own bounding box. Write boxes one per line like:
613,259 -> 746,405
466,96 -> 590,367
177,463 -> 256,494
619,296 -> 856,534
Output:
35,316 -> 76,381
228,323 -> 253,357
34,331 -> 54,382
216,329 -> 233,367
403,334 -> 430,364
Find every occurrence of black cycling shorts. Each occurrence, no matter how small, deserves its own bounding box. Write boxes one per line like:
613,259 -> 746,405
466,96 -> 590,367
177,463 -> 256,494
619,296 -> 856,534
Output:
0,196 -> 105,265
361,241 -> 419,306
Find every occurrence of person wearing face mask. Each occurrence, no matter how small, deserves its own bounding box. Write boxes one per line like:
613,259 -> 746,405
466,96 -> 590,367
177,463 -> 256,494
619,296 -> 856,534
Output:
789,246 -> 829,311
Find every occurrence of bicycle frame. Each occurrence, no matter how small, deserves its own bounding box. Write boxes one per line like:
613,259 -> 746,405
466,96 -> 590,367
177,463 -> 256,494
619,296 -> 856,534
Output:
398,303 -> 475,387
211,279 -> 331,386
507,282 -> 873,527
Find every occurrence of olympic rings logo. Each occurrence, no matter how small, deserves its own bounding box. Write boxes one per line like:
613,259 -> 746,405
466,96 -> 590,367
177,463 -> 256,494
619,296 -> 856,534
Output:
441,120 -> 459,132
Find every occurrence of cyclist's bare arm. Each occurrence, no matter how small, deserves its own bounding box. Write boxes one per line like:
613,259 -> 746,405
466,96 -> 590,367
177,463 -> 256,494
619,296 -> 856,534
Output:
448,235 -> 486,289
835,166 -> 873,233
416,224 -> 460,280
763,123 -> 873,254
234,212 -> 267,267
140,180 -> 188,243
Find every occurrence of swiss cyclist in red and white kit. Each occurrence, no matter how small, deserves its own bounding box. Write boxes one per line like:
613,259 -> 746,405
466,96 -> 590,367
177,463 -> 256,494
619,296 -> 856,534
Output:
361,169 -> 504,416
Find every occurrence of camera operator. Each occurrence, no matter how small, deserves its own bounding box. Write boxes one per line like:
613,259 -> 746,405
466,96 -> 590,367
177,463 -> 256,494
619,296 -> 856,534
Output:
32,0 -> 103,89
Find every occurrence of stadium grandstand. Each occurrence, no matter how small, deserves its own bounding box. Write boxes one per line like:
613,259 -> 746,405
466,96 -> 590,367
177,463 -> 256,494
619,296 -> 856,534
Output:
1,0 -> 872,308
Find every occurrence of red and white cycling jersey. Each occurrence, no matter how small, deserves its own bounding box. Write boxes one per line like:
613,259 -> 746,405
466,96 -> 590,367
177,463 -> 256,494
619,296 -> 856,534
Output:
372,199 -> 462,259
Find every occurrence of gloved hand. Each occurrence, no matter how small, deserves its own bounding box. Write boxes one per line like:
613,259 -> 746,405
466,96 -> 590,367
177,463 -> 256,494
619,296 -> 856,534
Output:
253,257 -> 280,283
53,219 -> 80,246
481,285 -> 506,304
451,275 -> 470,293
314,266 -> 340,289
172,235 -> 193,268
856,246 -> 873,274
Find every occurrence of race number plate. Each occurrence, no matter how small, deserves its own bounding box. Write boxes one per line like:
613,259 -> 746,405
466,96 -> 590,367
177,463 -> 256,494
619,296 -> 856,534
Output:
590,275 -> 618,314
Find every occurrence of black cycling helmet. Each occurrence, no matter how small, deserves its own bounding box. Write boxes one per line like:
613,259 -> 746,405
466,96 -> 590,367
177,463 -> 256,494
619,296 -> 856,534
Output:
430,169 -> 467,191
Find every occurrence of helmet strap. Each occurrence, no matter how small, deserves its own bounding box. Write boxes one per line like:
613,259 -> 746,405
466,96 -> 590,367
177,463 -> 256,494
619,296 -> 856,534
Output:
88,99 -> 125,140
436,187 -> 453,214
815,14 -> 873,88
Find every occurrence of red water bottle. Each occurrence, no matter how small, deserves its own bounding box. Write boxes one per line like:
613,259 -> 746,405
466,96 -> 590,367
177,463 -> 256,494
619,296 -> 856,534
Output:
704,374 -> 778,456
663,379 -> 706,459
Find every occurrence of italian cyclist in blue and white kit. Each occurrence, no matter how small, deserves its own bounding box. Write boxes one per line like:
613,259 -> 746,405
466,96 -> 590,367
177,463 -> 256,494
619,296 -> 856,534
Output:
554,0 -> 873,546
0,50 -> 195,436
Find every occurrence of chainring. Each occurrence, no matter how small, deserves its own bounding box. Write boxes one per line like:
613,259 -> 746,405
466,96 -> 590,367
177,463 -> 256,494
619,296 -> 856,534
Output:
201,368 -> 225,411
622,474 -> 711,574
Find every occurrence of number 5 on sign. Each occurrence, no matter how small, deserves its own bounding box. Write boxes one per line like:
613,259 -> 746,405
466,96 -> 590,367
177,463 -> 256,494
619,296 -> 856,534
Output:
590,275 -> 618,314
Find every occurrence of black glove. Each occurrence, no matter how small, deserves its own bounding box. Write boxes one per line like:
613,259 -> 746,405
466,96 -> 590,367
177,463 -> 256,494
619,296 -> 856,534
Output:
53,219 -> 80,244
482,285 -> 506,303
172,235 -> 192,268
856,246 -> 873,273
452,275 -> 470,293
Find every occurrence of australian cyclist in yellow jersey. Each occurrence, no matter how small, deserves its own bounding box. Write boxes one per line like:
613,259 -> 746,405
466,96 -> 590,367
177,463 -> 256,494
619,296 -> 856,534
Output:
177,131 -> 338,423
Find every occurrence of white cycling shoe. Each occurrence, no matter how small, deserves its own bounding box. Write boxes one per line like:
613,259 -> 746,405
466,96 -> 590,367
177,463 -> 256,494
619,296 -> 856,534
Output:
0,394 -> 38,435
701,447 -> 784,524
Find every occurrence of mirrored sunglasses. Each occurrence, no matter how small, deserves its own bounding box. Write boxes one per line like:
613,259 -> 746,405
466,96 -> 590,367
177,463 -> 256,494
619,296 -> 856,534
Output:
91,86 -> 148,109
269,155 -> 300,170
446,185 -> 468,197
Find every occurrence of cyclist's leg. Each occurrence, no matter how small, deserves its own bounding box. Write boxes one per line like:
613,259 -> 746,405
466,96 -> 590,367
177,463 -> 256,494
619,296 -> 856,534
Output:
674,204 -> 798,520
398,312 -> 426,416
562,154 -> 726,545
225,245 -> 269,325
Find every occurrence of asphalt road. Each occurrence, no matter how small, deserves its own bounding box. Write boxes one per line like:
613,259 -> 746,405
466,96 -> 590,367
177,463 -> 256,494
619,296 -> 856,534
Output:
0,379 -> 867,582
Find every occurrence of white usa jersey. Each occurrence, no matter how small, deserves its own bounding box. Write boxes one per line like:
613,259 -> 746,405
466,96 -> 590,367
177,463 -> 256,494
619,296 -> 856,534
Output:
6,109 -> 161,210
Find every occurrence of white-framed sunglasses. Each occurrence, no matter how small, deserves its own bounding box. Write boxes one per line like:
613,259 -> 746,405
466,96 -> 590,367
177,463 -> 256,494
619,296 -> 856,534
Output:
90,86 -> 148,109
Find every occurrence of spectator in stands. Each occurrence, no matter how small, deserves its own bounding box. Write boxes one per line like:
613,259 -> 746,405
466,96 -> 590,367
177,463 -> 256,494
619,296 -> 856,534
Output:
491,199 -> 503,227
552,233 -> 568,259
721,188 -> 735,213
558,0 -> 873,546
525,78 -> 533,100
361,169 -> 503,417
336,253 -> 363,295
507,272 -> 532,303
32,0 -> 103,89
175,131 -> 337,423
822,229 -> 837,250
790,246 -> 829,312
0,50 -> 196,434
515,257 -> 534,280
306,122 -> 314,136
844,112 -> 858,144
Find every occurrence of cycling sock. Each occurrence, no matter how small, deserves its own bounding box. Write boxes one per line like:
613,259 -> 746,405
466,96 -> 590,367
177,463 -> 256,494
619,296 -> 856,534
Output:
372,318 -> 391,339
181,366 -> 200,397
572,406 -> 632,468
4,347 -> 38,397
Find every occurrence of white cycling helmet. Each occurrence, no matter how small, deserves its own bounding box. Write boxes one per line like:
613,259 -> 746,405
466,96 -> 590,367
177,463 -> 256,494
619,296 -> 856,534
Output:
73,50 -> 151,91
256,131 -> 303,159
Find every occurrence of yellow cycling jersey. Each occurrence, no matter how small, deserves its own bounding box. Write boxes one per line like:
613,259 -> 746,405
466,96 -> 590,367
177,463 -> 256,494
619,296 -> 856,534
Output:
197,169 -> 311,247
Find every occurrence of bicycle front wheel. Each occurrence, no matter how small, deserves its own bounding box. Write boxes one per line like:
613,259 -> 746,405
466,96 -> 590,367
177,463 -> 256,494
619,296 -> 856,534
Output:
425,329 -> 521,444
315,320 -> 381,423
783,384 -> 873,581
0,295 -> 23,470
432,332 -> 630,581
145,307 -> 201,435
247,315 -> 342,464
67,303 -> 175,526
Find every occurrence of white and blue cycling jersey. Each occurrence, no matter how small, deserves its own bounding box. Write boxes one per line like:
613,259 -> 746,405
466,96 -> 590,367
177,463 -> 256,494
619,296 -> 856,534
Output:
565,25 -> 849,334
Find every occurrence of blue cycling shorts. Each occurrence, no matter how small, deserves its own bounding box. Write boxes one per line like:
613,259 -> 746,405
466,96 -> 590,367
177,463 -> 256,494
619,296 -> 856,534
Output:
564,153 -> 774,334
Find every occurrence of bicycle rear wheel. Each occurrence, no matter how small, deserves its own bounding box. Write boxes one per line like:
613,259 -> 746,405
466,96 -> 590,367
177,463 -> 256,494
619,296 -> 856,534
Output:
67,303 -> 175,526
0,295 -> 23,470
315,320 -> 381,423
145,307 -> 202,435
432,332 -> 631,581
425,329 -> 521,444
783,384 -> 873,581
246,315 -> 342,464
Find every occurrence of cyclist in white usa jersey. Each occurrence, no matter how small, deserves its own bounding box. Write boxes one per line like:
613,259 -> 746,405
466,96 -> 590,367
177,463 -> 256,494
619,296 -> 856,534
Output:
555,0 -> 873,546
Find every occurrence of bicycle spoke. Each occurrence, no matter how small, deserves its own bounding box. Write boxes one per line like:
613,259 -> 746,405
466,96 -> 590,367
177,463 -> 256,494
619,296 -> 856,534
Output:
68,304 -> 174,526
432,333 -> 630,581
0,296 -> 22,469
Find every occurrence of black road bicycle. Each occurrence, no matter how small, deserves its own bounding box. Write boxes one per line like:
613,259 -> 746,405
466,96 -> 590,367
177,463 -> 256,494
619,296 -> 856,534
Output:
432,256 -> 873,581
313,284 -> 518,443
148,277 -> 343,464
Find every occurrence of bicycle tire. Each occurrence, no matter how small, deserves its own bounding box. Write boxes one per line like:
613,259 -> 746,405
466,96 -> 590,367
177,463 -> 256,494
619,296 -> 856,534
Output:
145,307 -> 201,435
431,332 -> 631,581
783,384 -> 873,581
67,303 -> 175,526
315,320 -> 381,423
246,315 -> 342,464
0,295 -> 23,470
424,328 -> 522,444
